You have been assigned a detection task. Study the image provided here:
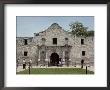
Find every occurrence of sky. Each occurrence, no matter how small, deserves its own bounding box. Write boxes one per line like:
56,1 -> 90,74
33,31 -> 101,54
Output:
16,16 -> 94,37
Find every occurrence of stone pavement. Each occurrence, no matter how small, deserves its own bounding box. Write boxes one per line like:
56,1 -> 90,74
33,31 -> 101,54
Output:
16,65 -> 94,72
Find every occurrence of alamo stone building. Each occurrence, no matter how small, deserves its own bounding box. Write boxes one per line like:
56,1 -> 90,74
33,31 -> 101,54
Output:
16,23 -> 94,67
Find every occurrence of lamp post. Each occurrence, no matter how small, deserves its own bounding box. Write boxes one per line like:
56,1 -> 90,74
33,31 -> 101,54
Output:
74,61 -> 76,67
86,66 -> 87,74
28,61 -> 31,74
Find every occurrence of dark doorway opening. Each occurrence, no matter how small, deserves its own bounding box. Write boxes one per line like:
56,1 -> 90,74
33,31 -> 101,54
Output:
50,53 -> 59,66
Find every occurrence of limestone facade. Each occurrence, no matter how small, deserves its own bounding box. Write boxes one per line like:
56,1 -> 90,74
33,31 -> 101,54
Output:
16,23 -> 94,66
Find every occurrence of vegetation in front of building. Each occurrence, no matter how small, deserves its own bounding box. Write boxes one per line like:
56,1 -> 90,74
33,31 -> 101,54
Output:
17,68 -> 94,74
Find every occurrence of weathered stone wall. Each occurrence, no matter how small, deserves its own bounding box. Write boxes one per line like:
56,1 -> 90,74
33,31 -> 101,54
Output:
16,23 -> 94,66
16,37 -> 39,64
69,36 -> 94,66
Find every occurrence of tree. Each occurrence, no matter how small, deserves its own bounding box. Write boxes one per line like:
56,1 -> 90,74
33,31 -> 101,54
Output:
69,21 -> 94,37
87,31 -> 94,36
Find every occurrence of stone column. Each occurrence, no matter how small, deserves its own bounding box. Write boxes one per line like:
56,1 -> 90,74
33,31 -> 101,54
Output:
45,51 -> 48,61
63,51 -> 65,61
46,51 -> 47,59
62,51 -> 65,66
45,51 -> 48,66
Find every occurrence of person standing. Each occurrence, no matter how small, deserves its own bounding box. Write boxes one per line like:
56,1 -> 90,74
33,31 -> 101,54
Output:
81,59 -> 84,68
59,60 -> 61,67
16,59 -> 19,71
30,59 -> 32,68
23,59 -> 26,69
60,58 -> 62,67
17,59 -> 19,68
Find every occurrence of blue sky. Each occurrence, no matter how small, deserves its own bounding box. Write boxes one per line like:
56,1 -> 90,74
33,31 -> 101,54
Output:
16,16 -> 94,37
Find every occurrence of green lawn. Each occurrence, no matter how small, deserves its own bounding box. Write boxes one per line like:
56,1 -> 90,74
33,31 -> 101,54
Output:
16,68 -> 94,74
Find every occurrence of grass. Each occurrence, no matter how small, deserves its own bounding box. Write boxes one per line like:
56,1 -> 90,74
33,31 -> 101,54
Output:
16,68 -> 94,74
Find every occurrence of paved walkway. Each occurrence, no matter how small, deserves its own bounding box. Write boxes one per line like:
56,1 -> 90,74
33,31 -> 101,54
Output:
16,65 -> 94,72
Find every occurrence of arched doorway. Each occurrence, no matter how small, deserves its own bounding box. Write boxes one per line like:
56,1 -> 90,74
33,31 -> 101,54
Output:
50,53 -> 59,66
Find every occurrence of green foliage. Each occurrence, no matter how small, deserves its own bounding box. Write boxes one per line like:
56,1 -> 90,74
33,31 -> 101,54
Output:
87,31 -> 94,36
69,21 -> 94,37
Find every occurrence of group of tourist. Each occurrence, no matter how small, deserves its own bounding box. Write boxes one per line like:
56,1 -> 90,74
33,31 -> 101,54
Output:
16,59 -> 32,69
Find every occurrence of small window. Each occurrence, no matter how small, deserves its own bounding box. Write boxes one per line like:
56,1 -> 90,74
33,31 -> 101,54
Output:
24,39 -> 27,45
65,38 -> 68,45
82,51 -> 85,56
81,39 -> 84,45
42,51 -> 44,54
24,51 -> 28,56
53,38 -> 57,44
42,38 -> 45,41
65,38 -> 68,40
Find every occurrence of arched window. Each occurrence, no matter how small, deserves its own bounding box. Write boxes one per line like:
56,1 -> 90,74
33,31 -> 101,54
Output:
65,38 -> 68,45
41,38 -> 46,45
